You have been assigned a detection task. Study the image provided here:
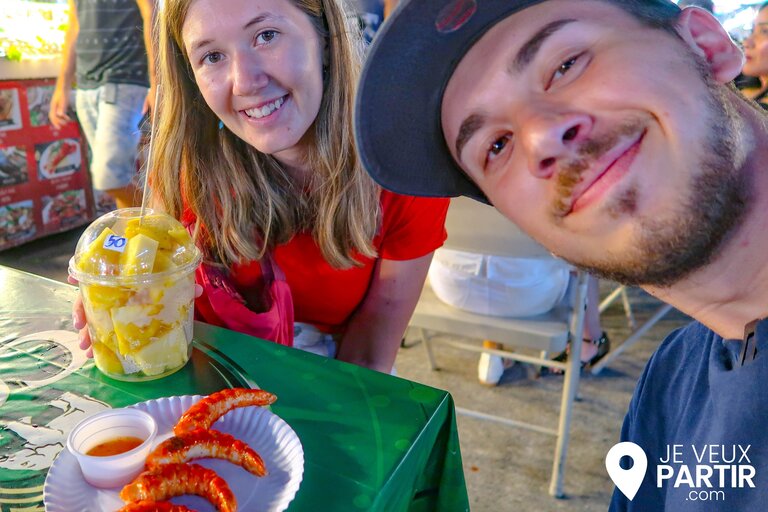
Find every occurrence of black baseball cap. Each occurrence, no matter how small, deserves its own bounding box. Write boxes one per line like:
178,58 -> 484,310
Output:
354,0 -> 681,204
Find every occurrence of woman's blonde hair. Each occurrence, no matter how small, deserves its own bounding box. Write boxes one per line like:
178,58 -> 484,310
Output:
151,0 -> 380,268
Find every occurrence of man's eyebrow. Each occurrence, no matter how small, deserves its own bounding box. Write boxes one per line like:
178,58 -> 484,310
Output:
510,18 -> 576,74
454,113 -> 486,163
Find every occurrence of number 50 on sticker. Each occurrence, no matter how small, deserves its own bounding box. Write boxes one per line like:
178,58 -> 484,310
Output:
103,234 -> 127,252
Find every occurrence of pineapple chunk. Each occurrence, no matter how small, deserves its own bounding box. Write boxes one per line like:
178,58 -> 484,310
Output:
120,233 -> 159,276
111,304 -> 167,355
81,283 -> 130,310
77,227 -> 122,275
124,216 -> 177,251
152,249 -> 176,272
92,341 -> 125,375
131,324 -> 189,376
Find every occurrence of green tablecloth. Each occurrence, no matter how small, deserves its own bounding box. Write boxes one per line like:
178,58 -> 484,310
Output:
0,266 -> 468,511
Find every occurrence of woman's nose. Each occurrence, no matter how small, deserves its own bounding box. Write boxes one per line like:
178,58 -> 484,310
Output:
231,52 -> 269,96
519,110 -> 594,179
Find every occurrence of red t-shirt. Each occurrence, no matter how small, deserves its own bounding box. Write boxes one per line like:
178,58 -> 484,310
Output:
228,191 -> 449,333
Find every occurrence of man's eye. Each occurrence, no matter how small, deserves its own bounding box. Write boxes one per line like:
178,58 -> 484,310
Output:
485,135 -> 511,166
256,30 -> 278,44
553,55 -> 579,81
490,137 -> 507,155
202,51 -> 223,65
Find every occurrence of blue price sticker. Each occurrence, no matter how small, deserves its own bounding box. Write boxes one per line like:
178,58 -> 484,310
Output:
103,234 -> 127,253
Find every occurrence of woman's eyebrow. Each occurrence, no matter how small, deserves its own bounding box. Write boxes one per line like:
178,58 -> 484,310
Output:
188,13 -> 285,54
510,18 -> 576,74
243,13 -> 284,30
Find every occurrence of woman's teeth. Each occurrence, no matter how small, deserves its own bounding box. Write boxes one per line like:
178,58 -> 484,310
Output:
245,97 -> 285,119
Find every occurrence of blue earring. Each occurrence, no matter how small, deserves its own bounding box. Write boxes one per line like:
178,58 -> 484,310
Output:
218,120 -> 224,130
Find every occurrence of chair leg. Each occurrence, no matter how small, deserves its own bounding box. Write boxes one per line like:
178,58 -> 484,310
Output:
549,271 -> 587,498
420,328 -> 439,371
620,287 -> 636,329
549,335 -> 582,498
590,303 -> 674,375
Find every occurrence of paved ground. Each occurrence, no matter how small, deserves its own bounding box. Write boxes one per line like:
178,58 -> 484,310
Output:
0,227 -> 691,511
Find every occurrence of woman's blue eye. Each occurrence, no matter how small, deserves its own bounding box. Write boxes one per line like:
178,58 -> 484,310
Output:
203,52 -> 223,65
257,30 -> 277,44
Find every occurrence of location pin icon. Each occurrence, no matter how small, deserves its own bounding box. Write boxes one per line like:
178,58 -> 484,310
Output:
605,442 -> 647,501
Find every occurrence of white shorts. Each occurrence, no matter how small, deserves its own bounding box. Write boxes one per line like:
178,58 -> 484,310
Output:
428,248 -> 571,317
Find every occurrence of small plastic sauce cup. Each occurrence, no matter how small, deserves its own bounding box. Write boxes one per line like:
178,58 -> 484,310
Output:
66,408 -> 157,488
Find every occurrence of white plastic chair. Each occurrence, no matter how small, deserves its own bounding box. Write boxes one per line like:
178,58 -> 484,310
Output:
408,197 -> 588,498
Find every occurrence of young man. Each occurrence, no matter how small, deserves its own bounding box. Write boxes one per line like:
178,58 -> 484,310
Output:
354,0 -> 768,509
49,0 -> 156,209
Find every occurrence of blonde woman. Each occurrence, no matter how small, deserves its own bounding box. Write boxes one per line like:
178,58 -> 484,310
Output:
74,0 -> 449,373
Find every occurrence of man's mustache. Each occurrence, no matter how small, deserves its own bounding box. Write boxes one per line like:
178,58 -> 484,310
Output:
553,119 -> 646,216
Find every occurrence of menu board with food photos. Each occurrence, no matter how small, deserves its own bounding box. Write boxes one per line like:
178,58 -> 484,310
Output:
0,78 -> 94,251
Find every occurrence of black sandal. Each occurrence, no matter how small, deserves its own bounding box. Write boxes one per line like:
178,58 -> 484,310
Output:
582,332 -> 611,370
549,332 -> 611,373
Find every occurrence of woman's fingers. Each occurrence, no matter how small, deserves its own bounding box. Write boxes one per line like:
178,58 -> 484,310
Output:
72,292 -> 93,358
72,294 -> 86,330
78,325 -> 93,358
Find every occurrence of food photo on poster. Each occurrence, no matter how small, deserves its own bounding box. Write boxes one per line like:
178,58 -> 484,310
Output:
0,199 -> 36,247
0,146 -> 29,187
41,189 -> 88,232
0,88 -> 23,131
35,138 -> 81,179
26,84 -> 55,127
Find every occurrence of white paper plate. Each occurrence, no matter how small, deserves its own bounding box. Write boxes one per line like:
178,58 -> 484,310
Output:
43,395 -> 304,512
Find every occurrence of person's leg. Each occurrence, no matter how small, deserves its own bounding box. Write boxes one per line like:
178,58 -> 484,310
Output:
580,274 -> 604,361
107,182 -> 141,209
89,83 -> 146,208
552,274 -> 610,371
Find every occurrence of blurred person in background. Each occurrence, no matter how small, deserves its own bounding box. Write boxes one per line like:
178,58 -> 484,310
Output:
742,1 -> 768,108
429,248 -> 609,385
353,0 -> 385,44
49,0 -> 155,209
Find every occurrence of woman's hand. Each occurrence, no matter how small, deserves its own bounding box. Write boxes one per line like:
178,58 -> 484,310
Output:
68,276 -> 93,358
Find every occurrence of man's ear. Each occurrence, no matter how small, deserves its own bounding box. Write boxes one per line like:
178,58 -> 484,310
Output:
676,6 -> 744,83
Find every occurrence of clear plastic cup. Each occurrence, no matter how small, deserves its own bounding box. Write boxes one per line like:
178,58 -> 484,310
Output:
69,208 -> 201,381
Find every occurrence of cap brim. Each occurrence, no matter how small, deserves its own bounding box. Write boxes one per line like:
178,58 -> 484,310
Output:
354,0 -> 546,204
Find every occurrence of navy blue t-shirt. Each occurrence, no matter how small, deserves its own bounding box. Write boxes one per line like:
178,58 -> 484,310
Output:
610,320 -> 768,510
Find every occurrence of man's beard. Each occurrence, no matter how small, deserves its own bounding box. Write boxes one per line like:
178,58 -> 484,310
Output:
559,73 -> 751,287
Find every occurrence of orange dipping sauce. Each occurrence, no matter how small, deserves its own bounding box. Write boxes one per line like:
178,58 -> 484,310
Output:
86,436 -> 144,457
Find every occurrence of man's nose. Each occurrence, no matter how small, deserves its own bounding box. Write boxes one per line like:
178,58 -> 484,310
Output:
519,110 -> 593,178
231,51 -> 268,96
